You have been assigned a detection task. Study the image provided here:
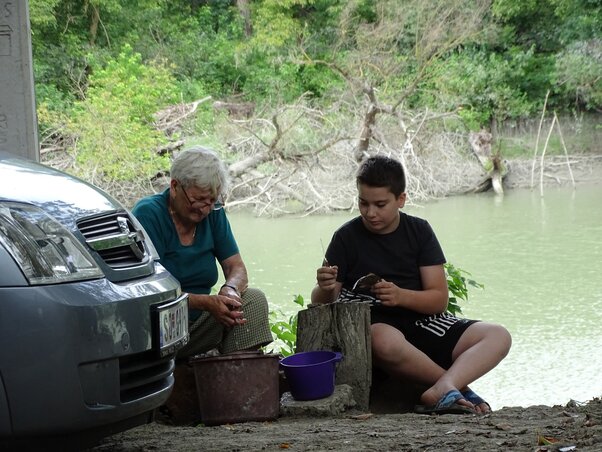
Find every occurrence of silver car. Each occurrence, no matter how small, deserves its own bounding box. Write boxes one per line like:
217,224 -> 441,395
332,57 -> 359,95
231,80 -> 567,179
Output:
0,152 -> 188,446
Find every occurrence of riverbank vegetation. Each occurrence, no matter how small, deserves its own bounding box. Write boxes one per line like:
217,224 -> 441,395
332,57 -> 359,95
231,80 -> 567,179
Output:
31,0 -> 601,213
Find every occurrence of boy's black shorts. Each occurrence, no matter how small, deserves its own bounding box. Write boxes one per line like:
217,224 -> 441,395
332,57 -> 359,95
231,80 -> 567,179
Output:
371,307 -> 479,369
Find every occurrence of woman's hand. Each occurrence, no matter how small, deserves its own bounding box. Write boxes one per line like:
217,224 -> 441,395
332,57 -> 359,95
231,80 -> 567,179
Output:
208,293 -> 247,327
219,284 -> 242,304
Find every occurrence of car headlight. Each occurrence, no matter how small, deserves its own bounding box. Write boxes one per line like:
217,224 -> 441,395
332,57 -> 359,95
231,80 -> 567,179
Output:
0,202 -> 104,285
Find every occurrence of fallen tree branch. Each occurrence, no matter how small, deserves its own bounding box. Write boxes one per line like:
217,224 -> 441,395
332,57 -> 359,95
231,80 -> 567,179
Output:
154,96 -> 212,134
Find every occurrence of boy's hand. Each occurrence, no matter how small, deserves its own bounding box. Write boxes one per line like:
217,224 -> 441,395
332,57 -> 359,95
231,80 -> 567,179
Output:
316,262 -> 338,291
372,280 -> 401,306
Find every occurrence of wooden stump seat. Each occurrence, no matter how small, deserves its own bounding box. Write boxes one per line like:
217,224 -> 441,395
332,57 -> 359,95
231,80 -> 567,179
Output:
296,303 -> 421,413
296,303 -> 371,410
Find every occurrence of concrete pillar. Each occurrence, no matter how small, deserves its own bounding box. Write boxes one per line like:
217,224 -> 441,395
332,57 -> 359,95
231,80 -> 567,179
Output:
0,0 -> 39,161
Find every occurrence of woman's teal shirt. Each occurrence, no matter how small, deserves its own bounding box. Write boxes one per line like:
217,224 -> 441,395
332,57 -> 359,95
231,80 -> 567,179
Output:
132,189 -> 239,318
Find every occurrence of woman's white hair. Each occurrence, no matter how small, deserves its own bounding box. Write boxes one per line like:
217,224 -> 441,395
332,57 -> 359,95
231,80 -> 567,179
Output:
170,146 -> 230,196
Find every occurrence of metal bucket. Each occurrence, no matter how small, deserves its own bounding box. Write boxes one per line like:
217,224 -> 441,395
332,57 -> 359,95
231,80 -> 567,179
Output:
190,351 -> 280,426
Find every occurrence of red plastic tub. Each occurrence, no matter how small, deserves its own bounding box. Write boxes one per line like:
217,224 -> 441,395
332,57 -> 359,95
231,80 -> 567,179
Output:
280,350 -> 343,401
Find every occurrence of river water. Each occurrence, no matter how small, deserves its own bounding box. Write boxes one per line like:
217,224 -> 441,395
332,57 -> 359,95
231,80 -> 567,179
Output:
226,184 -> 602,410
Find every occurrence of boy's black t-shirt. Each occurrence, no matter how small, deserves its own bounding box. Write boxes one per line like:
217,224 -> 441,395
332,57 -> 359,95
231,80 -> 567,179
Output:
326,211 -> 446,320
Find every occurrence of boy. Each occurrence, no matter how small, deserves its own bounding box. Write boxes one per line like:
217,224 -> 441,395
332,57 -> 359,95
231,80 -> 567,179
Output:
311,155 -> 511,414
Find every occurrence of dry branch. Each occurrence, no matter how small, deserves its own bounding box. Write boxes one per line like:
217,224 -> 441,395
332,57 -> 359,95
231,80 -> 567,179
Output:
531,90 -> 550,189
539,114 -> 557,196
553,112 -> 576,189
153,96 -> 212,135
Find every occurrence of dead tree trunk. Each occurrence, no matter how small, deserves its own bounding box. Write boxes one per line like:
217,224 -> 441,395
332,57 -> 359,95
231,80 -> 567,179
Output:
469,129 -> 505,195
236,0 -> 253,37
88,3 -> 100,45
296,303 -> 372,410
354,84 -> 383,163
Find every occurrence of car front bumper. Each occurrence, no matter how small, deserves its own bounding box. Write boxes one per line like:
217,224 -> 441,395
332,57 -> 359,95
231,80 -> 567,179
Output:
0,263 -> 188,437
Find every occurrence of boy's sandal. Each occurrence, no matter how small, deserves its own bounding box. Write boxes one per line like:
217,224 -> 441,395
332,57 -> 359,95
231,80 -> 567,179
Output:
414,389 -> 476,415
462,389 -> 491,413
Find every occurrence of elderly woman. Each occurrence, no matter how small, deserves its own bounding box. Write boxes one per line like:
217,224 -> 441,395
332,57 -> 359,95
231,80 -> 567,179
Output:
133,146 -> 272,358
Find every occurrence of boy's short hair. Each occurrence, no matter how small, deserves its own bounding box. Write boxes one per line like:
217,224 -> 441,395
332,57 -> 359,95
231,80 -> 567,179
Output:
356,155 -> 406,196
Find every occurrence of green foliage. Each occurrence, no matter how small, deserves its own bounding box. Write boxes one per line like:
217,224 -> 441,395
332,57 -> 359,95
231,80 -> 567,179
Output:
29,0 -> 602,127
493,0 -> 602,51
251,0 -> 309,51
29,0 -> 61,28
422,46 -> 553,128
86,45 -> 177,122
267,264 -> 482,355
157,7 -> 246,96
557,0 -> 602,43
67,45 -> 178,181
445,263 -> 484,316
268,294 -> 305,357
555,40 -> 602,110
234,0 -> 344,102
28,0 -> 602,175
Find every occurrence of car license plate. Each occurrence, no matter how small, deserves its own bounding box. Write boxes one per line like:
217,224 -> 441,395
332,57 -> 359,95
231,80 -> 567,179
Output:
154,295 -> 189,357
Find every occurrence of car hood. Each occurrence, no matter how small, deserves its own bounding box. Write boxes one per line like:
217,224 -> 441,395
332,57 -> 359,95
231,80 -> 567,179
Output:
0,153 -> 120,228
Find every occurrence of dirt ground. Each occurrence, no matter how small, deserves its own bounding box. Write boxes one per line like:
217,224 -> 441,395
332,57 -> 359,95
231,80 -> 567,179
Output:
89,397 -> 601,451
88,155 -> 601,452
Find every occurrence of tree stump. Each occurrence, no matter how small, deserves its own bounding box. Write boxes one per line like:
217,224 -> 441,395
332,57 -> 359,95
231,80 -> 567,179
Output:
296,303 -> 372,410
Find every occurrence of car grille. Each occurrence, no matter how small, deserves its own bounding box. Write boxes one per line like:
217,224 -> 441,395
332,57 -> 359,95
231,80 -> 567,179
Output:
119,352 -> 175,403
78,212 -> 148,268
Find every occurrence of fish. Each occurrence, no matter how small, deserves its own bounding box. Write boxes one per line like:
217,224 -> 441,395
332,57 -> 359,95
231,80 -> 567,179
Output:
352,273 -> 382,291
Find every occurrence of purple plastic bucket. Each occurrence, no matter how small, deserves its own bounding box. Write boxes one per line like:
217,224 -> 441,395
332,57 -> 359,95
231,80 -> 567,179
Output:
280,350 -> 343,401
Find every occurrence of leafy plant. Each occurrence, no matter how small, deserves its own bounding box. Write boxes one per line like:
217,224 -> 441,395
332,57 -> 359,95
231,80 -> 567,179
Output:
445,262 -> 484,316
267,294 -> 305,357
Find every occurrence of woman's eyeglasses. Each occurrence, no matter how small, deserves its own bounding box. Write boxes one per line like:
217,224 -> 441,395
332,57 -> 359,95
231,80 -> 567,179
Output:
177,182 -> 224,211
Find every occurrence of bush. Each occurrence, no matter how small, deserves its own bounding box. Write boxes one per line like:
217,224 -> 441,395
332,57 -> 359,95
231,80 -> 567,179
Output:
66,45 -> 179,181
